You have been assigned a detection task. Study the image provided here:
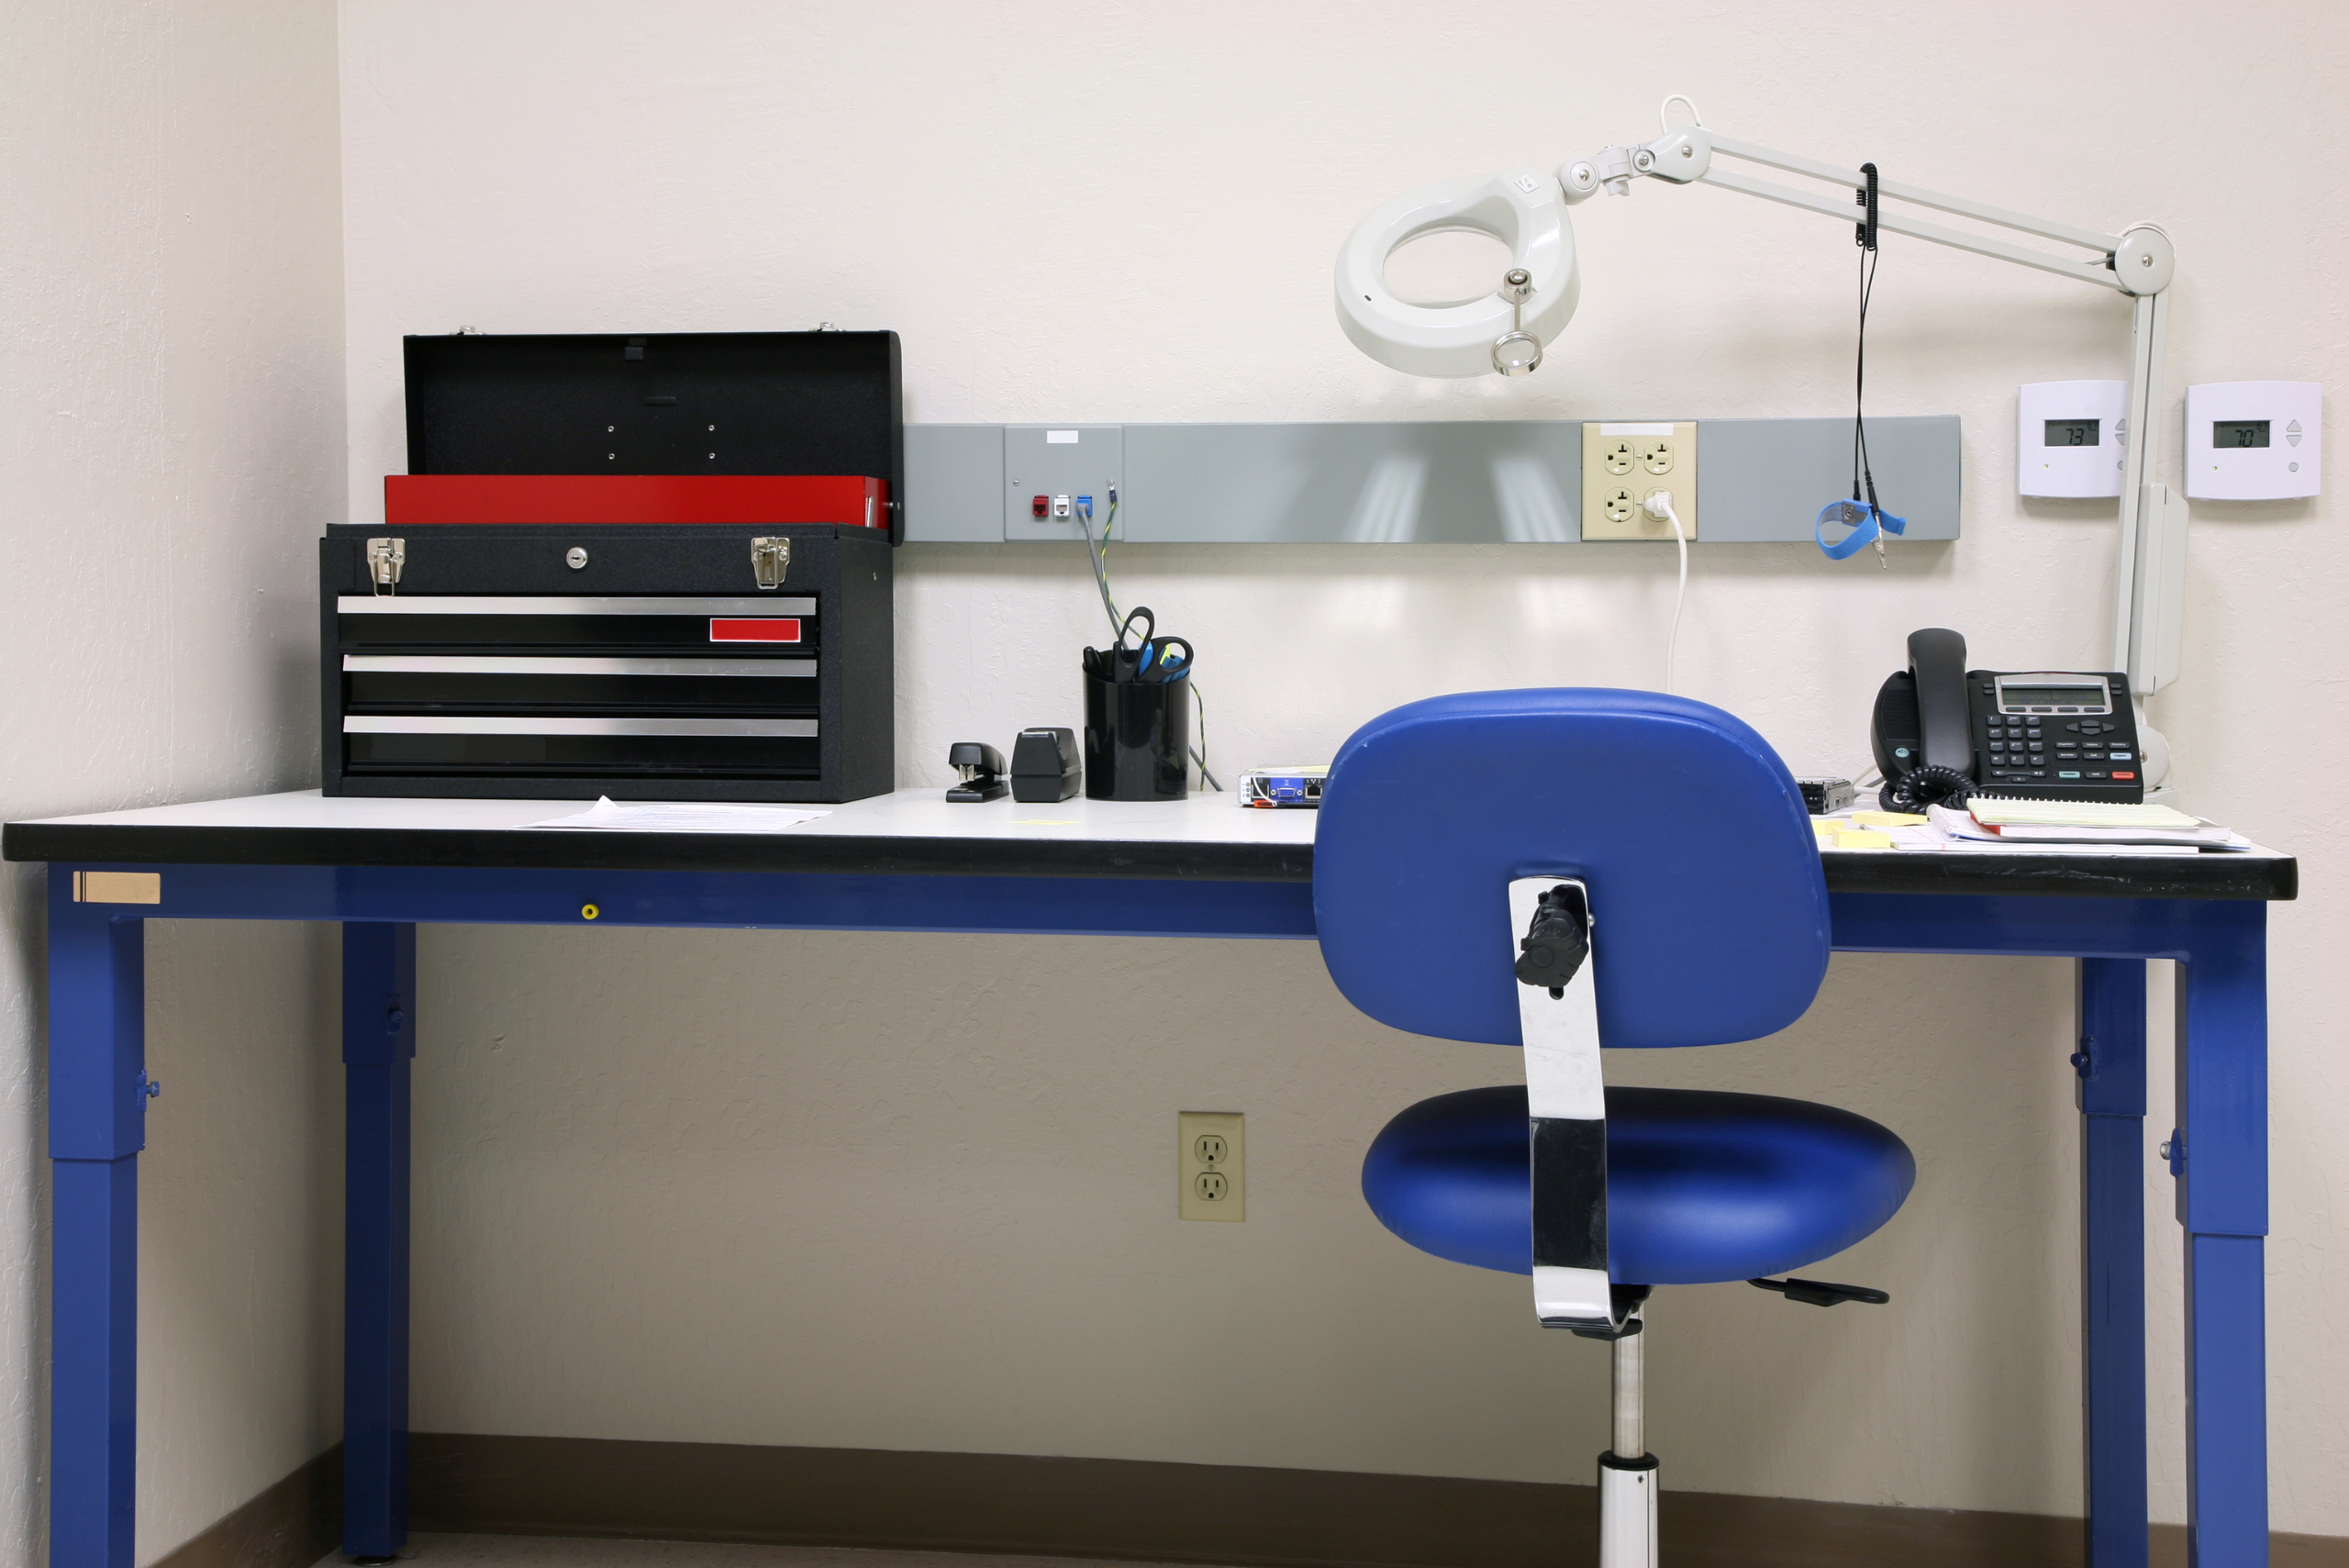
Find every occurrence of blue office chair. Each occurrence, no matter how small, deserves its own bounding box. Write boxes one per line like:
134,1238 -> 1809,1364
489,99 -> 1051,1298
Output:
1316,689 -> 1915,1567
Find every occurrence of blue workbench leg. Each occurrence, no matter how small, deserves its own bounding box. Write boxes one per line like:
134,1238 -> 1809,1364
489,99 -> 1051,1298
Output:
2077,958 -> 2148,1568
48,889 -> 150,1568
2173,906 -> 2268,1568
342,924 -> 416,1563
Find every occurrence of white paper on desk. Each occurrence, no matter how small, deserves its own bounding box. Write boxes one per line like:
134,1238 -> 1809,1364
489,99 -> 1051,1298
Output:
520,797 -> 830,833
1895,814 -> 2199,855
1927,838 -> 2201,857
1925,804 -> 2247,850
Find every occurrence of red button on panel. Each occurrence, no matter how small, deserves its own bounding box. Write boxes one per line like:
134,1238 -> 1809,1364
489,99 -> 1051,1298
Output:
709,618 -> 802,643
2111,771 -> 2137,780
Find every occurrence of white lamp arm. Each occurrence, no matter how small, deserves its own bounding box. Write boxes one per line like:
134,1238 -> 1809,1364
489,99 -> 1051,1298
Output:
1559,117 -> 2187,752
1567,127 -> 2175,295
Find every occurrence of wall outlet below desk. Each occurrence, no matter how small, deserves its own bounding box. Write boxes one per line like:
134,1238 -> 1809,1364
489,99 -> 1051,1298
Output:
1178,1111 -> 1244,1221
1583,421 -> 1698,540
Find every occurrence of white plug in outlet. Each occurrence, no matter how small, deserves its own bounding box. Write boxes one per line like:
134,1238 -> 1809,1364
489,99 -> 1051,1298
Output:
1584,422 -> 1698,540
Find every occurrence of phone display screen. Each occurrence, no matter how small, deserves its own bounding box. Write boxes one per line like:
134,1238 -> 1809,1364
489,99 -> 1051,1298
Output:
2043,418 -> 2099,448
1999,684 -> 2107,710
2214,419 -> 2271,449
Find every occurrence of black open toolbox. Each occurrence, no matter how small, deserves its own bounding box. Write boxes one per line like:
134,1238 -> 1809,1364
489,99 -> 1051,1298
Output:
321,330 -> 899,804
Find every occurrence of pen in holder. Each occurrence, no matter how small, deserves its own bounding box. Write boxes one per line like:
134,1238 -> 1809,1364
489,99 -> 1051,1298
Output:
1082,614 -> 1193,800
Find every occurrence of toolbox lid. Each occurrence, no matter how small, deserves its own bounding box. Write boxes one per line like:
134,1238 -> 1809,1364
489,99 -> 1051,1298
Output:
402,331 -> 904,542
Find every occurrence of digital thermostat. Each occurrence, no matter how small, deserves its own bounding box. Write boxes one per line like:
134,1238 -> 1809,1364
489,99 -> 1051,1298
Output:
2018,381 -> 2126,497
2185,381 -> 2321,500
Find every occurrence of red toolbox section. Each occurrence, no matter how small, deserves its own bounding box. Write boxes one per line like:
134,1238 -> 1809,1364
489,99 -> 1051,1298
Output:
709,617 -> 803,643
386,473 -> 888,528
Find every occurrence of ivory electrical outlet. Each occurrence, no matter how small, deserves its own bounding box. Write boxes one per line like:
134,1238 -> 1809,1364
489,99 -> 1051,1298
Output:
1179,1111 -> 1244,1221
1583,421 -> 1698,540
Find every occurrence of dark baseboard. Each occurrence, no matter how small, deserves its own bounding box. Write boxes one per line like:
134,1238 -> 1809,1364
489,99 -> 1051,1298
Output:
406,1432 -> 2349,1568
151,1443 -> 340,1568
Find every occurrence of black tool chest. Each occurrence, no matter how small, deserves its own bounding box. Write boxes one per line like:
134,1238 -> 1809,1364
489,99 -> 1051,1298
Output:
320,331 -> 899,803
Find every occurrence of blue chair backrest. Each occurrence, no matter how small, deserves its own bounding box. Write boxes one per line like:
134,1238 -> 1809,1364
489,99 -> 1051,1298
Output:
1314,688 -> 1830,1050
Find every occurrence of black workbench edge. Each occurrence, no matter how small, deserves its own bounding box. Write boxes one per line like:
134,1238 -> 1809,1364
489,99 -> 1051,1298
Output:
1817,849 -> 2296,901
0,823 -> 1314,883
4,821 -> 2299,899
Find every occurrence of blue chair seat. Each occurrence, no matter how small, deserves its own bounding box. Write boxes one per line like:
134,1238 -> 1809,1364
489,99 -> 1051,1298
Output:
1362,1085 -> 1916,1285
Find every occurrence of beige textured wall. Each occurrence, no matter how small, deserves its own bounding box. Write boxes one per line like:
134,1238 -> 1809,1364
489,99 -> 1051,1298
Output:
0,3 -> 348,1562
330,0 -> 2349,1537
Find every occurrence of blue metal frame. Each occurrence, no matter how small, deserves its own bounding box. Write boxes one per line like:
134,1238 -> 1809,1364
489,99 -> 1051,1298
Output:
341,924 -> 415,1562
42,866 -> 2269,1568
48,901 -> 146,1568
2079,957 -> 2150,1568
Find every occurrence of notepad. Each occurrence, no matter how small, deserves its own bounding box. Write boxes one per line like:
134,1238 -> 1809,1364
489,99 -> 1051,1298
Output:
1965,798 -> 2200,830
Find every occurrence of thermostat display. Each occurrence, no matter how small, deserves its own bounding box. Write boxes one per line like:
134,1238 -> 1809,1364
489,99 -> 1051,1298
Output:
2018,381 -> 2125,497
2186,383 -> 2320,500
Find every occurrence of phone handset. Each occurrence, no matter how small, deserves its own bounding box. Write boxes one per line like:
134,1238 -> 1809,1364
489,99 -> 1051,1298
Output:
1871,628 -> 1978,813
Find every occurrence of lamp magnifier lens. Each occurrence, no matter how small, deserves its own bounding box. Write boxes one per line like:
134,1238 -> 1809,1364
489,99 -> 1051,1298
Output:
1491,269 -> 1542,375
1493,333 -> 1542,375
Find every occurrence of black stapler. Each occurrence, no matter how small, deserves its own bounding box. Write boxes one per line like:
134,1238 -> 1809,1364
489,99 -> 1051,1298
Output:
946,741 -> 1008,803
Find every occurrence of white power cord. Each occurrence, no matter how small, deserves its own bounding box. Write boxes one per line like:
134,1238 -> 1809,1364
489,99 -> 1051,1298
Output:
1643,491 -> 1688,695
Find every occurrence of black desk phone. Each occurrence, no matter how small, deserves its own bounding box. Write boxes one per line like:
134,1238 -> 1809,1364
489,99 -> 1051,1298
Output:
1869,628 -> 2143,812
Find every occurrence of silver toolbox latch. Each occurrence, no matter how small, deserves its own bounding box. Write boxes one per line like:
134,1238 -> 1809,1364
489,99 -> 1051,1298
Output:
365,537 -> 406,595
751,536 -> 790,589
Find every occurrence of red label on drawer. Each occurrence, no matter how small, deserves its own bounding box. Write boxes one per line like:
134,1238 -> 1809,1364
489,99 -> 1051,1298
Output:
709,618 -> 803,643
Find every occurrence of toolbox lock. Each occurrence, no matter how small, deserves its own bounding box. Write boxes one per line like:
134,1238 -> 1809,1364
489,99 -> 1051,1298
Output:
751,536 -> 791,589
365,537 -> 406,595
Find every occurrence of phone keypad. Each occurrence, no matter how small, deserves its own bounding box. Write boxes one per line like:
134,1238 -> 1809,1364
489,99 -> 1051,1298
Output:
1976,694 -> 2138,796
1981,715 -> 2049,781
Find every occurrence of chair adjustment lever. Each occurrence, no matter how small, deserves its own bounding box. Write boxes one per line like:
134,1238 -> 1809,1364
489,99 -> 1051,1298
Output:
1749,1276 -> 1890,1308
1515,884 -> 1590,997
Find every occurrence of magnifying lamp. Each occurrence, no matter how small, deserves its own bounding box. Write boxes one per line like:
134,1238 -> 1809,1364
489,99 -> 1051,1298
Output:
1334,169 -> 1578,377
1331,96 -> 2183,789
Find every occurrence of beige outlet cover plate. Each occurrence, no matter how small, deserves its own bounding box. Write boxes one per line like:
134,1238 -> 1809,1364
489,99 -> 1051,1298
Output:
1178,1111 -> 1244,1221
1582,421 -> 1698,540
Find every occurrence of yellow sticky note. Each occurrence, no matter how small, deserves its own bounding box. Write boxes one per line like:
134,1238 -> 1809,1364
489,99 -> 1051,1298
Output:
1850,810 -> 1926,827
1831,828 -> 1895,849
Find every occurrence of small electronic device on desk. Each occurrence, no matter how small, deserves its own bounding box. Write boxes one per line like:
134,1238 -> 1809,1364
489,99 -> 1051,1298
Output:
1011,728 -> 1081,803
1798,776 -> 1856,815
1240,765 -> 1328,807
1871,628 -> 2143,811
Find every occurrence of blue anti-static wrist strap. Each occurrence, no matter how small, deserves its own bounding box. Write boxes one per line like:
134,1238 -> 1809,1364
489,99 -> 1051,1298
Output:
1815,499 -> 1908,560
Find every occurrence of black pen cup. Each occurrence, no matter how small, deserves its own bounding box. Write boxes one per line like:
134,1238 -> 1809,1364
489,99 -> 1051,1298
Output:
1084,671 -> 1191,800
